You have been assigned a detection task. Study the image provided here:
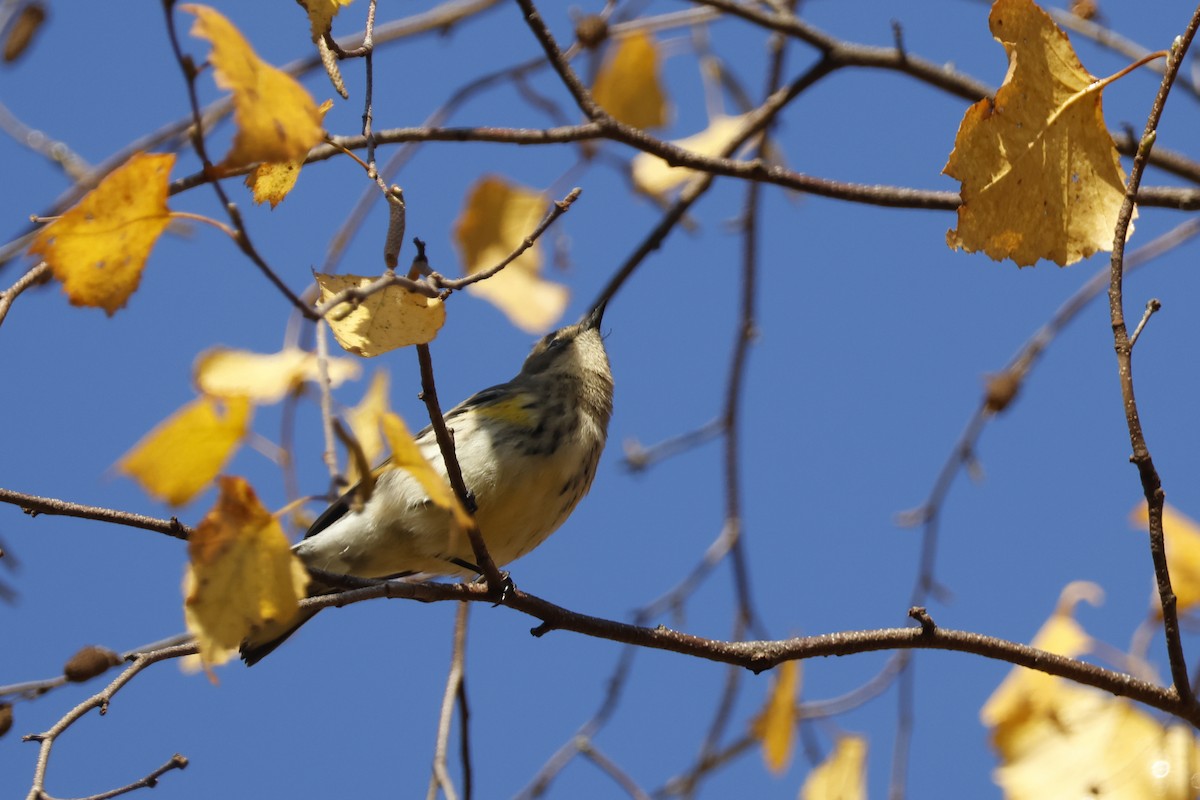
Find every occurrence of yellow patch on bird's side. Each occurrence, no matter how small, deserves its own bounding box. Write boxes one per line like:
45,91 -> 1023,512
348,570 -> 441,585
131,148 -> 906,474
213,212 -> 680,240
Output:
471,394 -> 537,427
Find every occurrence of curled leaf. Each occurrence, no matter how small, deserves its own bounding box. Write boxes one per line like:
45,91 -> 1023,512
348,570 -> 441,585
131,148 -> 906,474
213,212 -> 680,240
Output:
184,477 -> 309,672
183,4 -> 325,169
194,346 -> 360,403
315,273 -> 446,356
751,660 -> 800,774
453,176 -> 568,333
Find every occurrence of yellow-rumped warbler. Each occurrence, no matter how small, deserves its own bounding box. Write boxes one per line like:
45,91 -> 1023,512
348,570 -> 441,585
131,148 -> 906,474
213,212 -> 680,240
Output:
240,302 -> 613,664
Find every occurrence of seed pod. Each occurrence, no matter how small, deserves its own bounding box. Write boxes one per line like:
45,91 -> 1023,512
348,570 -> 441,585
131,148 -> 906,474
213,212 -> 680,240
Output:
63,645 -> 122,683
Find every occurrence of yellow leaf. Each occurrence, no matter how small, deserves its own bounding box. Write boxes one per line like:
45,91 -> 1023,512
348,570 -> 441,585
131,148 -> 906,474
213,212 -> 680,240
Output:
981,581 -> 1102,759
592,31 -> 668,129
801,734 -> 867,800
244,99 -> 334,207
314,273 -> 446,356
118,395 -> 251,506
299,0 -> 353,39
245,161 -> 299,209
29,152 -> 174,316
943,0 -> 1133,267
631,113 -> 751,198
183,476 -> 309,672
991,683 -> 1200,800
453,176 -> 568,333
194,346 -> 361,403
751,660 -> 800,774
380,412 -> 472,531
184,5 -> 325,169
1130,502 -> 1200,614
345,370 -> 391,485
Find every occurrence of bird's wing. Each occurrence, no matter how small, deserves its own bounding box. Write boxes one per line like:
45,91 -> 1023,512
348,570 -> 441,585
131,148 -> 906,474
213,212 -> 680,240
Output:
302,381 -> 518,541
301,461 -> 393,541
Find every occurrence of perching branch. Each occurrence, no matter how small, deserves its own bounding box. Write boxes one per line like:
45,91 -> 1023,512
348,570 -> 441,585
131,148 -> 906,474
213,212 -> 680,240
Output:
1105,7 -> 1200,708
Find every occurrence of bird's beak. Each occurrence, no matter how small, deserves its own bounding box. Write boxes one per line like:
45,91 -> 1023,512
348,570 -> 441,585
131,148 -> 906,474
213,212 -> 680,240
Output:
583,300 -> 607,331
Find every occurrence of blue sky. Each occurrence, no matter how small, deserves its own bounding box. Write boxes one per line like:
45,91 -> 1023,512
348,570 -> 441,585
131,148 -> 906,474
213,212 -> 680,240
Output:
4,2 -> 1200,798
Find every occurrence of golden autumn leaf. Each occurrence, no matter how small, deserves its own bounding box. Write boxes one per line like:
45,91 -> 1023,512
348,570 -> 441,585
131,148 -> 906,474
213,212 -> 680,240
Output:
118,395 -> 251,506
801,734 -> 867,800
345,370 -> 391,485
299,0 -> 353,39
314,273 -> 446,356
981,580 -> 1102,760
29,152 -> 174,315
183,5 -> 325,169
245,161 -> 299,209
453,176 -> 568,333
1130,502 -> 1200,614
245,99 -> 334,208
943,0 -> 1134,267
194,346 -> 361,403
592,31 -> 668,129
751,659 -> 800,774
184,476 -> 309,671
991,683 -> 1200,800
631,113 -> 751,198
380,412 -> 472,531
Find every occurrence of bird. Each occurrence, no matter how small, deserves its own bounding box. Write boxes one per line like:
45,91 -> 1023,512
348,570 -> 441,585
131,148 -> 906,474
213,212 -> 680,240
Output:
240,302 -> 613,664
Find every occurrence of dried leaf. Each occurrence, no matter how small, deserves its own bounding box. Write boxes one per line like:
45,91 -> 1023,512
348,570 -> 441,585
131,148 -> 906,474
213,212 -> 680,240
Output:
632,113 -> 751,198
380,412 -> 472,531
118,396 -> 251,506
981,581 -> 1102,759
29,152 -> 174,315
943,0 -> 1133,266
315,273 -> 446,356
1130,502 -> 1200,614
184,5 -> 325,169
992,684 -> 1200,800
751,659 -> 800,774
245,161 -> 300,208
453,176 -> 568,333
592,31 -> 668,129
194,346 -> 360,403
345,370 -> 391,485
184,476 -> 309,672
801,734 -> 867,800
244,99 -> 333,207
299,0 -> 353,39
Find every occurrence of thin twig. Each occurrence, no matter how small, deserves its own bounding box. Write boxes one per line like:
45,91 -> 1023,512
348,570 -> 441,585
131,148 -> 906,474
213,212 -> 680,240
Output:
159,0 -> 314,318
576,738 -> 652,800
1106,11 -> 1200,707
409,243 -> 503,589
0,488 -> 191,541
0,261 -> 49,328
23,643 -> 196,800
63,754 -> 189,800
427,602 -> 469,800
621,419 -> 723,472
1127,298 -> 1162,349
430,188 -> 582,290
515,646 -> 638,799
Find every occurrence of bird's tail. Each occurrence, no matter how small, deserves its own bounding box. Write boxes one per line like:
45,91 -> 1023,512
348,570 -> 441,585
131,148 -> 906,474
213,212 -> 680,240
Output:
239,606 -> 320,666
